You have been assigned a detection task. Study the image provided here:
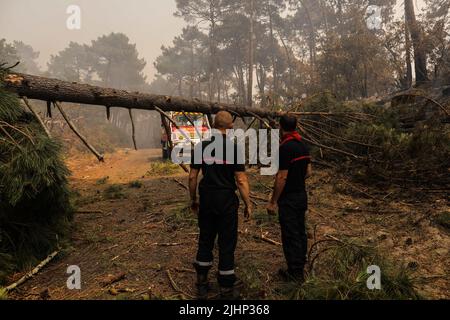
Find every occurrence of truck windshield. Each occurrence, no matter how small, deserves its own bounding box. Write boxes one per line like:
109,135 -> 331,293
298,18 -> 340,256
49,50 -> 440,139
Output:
174,114 -> 204,127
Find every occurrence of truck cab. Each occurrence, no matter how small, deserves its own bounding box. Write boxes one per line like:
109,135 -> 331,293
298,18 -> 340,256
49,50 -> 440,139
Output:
161,112 -> 211,159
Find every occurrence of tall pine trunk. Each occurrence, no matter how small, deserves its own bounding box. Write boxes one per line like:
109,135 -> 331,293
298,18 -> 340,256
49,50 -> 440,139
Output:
405,0 -> 428,84
247,0 -> 255,107
268,5 -> 278,108
405,22 -> 413,89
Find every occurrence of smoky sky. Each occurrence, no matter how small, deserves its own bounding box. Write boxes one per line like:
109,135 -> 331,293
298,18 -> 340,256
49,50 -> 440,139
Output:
0,0 -> 185,79
0,0 -> 426,81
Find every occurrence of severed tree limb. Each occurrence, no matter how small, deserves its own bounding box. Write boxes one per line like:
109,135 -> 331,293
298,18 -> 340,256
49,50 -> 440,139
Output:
172,178 -> 188,190
298,124 -> 360,159
54,101 -> 105,162
154,106 -> 194,145
300,119 -> 380,149
159,110 -> 189,173
180,165 -> 191,175
260,233 -> 282,246
22,97 -> 52,138
152,242 -> 183,247
161,113 -> 174,151
182,111 -> 202,140
239,230 -> 281,246
105,106 -> 111,121
6,250 -> 59,292
245,117 -> 258,131
46,101 -> 52,118
393,92 -> 450,117
247,111 -> 273,129
128,108 -> 138,150
166,269 -> 194,299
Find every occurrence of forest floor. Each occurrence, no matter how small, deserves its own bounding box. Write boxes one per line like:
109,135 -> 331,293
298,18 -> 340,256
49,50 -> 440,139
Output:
8,148 -> 450,300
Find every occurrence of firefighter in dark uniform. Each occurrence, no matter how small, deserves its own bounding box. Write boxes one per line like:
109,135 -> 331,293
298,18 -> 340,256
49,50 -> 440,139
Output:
267,115 -> 312,283
189,111 -> 252,299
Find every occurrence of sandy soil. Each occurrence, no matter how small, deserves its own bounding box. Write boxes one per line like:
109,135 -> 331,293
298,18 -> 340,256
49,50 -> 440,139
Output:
8,149 -> 449,300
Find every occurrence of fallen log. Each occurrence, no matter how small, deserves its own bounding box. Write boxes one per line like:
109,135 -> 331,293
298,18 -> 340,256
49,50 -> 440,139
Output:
4,73 -> 284,118
3,73 -> 367,120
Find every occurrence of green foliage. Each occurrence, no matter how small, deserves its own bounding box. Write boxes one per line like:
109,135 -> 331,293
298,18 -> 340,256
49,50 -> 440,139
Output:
167,203 -> 196,227
0,254 -> 14,284
300,93 -> 450,188
103,185 -> 126,199
0,70 -> 73,284
280,242 -> 420,300
0,287 -> 8,300
252,209 -> 277,227
434,212 -> 450,231
0,87 -> 22,123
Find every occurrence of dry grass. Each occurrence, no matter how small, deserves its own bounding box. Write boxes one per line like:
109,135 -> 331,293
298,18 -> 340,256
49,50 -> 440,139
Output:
146,161 -> 181,176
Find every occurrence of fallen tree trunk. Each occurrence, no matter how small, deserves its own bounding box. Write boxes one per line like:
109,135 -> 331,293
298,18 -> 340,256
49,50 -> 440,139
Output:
3,73 -> 285,118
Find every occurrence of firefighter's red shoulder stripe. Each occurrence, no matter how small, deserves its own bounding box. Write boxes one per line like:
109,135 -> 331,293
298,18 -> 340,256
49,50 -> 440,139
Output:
290,156 -> 311,164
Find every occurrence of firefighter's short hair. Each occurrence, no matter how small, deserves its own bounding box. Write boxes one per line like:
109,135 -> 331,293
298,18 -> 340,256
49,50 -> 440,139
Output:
214,111 -> 233,129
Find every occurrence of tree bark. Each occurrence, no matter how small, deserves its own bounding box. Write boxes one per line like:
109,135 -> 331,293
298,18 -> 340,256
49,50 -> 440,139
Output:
3,73 -> 286,118
128,108 -> 137,150
405,0 -> 428,84
247,0 -> 255,107
405,20 -> 413,89
268,6 -> 278,107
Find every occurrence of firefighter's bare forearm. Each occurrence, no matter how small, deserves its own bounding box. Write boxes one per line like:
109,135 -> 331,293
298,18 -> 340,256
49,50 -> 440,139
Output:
236,173 -> 251,208
238,183 -> 251,208
270,172 -> 287,204
189,169 -> 199,202
306,163 -> 312,180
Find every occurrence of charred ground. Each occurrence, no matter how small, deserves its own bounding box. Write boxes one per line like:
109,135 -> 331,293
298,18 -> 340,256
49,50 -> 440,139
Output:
6,149 -> 449,300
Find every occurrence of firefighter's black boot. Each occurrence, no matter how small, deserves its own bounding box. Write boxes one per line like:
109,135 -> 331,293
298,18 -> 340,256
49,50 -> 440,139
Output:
194,262 -> 212,300
219,285 -> 242,300
278,268 -> 305,284
196,273 -> 209,300
218,277 -> 243,300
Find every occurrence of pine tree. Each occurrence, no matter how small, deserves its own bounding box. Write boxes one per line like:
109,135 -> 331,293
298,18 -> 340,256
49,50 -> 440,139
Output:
0,66 -> 73,284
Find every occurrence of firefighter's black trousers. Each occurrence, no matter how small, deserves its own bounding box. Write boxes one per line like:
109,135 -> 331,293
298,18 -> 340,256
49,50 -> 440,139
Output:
194,189 -> 239,288
278,192 -> 308,274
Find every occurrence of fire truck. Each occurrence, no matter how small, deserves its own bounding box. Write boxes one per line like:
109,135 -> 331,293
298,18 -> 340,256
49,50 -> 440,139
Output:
161,112 -> 211,159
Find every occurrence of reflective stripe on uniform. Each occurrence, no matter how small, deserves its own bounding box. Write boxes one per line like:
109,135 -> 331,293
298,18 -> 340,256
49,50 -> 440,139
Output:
219,270 -> 235,276
195,260 -> 213,267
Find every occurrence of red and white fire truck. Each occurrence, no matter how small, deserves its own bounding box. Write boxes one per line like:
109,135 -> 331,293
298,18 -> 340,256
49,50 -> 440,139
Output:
161,112 -> 211,159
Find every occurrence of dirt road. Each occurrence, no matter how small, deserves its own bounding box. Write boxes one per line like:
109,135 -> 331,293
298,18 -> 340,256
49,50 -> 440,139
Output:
8,149 -> 449,300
